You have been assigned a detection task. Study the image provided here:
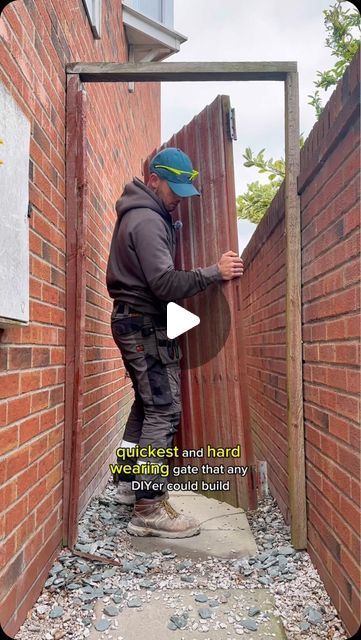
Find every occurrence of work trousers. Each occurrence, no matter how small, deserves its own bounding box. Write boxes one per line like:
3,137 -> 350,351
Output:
111,307 -> 182,500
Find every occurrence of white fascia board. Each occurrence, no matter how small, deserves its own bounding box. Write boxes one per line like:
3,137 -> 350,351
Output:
122,4 -> 187,52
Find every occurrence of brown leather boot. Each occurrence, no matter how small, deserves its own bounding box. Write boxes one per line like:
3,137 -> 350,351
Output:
127,496 -> 200,538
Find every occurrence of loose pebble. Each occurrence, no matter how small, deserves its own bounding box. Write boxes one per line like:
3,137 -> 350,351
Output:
240,618 -> 258,631
103,604 -> 119,616
169,614 -> 188,629
307,607 -> 323,625
127,597 -> 142,608
195,593 -> 208,603
94,619 -> 110,632
49,606 -> 64,619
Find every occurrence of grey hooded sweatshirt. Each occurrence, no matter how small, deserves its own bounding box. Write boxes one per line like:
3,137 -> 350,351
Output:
106,178 -> 223,316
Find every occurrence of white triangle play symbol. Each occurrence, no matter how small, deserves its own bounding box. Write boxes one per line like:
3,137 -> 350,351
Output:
167,302 -> 200,339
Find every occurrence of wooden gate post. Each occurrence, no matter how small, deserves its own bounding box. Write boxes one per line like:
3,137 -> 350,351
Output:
285,71 -> 307,549
63,75 -> 88,548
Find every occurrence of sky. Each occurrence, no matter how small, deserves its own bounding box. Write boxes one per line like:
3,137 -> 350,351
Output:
160,0 -> 341,251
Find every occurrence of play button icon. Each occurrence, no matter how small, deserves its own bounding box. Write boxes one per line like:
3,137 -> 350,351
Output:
167,302 -> 200,339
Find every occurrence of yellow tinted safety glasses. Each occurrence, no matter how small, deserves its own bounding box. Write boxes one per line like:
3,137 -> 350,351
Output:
154,164 -> 199,182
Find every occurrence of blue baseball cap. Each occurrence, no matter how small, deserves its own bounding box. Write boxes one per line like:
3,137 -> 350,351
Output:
149,147 -> 200,197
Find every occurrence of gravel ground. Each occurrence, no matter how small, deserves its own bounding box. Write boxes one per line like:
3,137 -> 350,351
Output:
15,482 -> 348,640
245,500 -> 347,640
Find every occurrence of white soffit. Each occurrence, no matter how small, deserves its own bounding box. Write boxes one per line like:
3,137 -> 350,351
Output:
122,4 -> 187,62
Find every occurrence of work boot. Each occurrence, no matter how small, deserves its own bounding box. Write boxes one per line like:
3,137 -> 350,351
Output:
116,481 -> 136,505
127,496 -> 200,538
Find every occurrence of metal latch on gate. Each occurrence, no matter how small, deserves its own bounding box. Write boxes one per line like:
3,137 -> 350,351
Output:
227,108 -> 237,141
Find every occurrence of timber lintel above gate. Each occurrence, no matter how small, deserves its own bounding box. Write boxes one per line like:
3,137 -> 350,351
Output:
66,60 -> 297,82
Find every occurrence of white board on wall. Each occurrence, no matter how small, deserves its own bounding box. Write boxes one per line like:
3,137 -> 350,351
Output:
0,82 -> 30,324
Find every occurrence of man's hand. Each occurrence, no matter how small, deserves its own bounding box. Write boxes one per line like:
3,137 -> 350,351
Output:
217,250 -> 244,280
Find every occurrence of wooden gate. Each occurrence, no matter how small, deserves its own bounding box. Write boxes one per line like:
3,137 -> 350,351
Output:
145,95 -> 256,509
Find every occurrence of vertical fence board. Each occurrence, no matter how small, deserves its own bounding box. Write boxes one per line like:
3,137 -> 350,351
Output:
220,96 -> 257,510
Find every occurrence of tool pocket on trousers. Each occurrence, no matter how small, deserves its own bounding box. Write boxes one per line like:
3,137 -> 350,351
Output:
153,328 -> 182,364
145,354 -> 173,405
111,316 -> 144,338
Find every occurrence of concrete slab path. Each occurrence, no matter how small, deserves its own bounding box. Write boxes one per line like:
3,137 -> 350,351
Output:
130,490 -> 257,560
90,587 -> 287,640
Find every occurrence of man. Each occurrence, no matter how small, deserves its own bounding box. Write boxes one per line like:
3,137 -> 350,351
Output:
106,147 -> 243,538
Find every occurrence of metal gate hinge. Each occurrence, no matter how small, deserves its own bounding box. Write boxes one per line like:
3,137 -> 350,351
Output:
227,108 -> 237,141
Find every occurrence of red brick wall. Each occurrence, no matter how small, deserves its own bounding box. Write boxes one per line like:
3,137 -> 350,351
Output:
241,50 -> 360,636
241,184 -> 288,518
300,50 -> 360,634
79,77 -> 160,513
0,1 -> 160,634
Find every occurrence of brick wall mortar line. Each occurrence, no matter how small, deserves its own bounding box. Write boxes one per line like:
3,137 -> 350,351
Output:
1,493 -> 63,546
303,354 -> 361,369
2,409 -> 64,431
305,393 -> 360,418
305,438 -> 360,475
302,235 -> 360,281
251,403 -> 287,430
307,460 -> 358,497
299,84 -> 360,193
302,279 -> 360,305
82,379 -> 124,399
301,195 -> 360,258
82,388 -> 128,412
30,211 -> 66,241
302,256 -> 360,291
306,476 -> 360,530
300,140 -> 359,227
